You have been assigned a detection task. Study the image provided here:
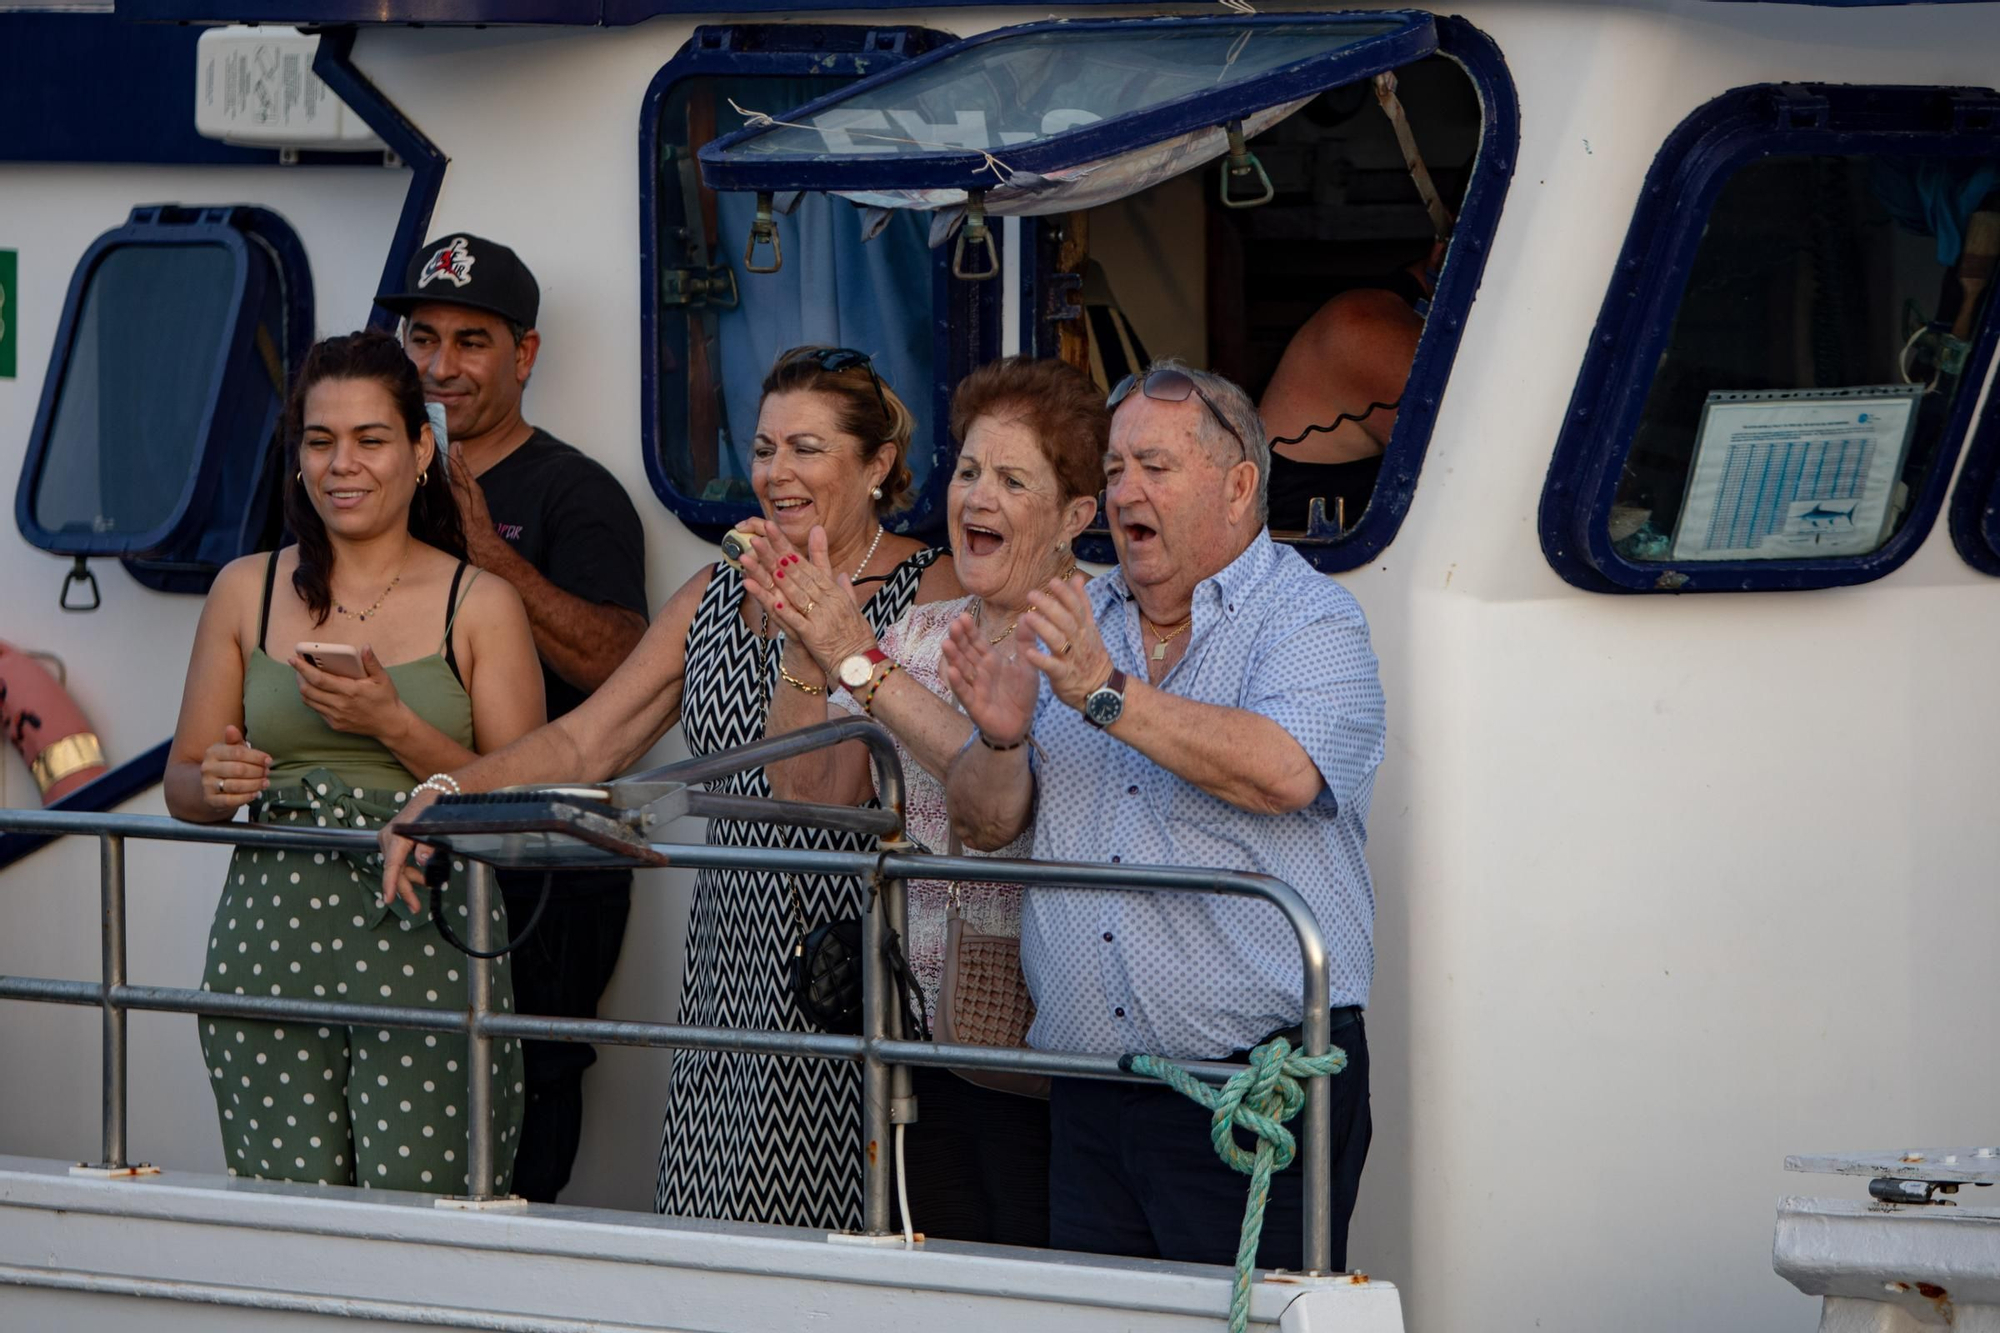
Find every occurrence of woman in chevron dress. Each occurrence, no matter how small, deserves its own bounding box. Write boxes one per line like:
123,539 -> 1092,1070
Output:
380,346 -> 958,1228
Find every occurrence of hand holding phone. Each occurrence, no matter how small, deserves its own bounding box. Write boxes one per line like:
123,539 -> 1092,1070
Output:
296,642 -> 369,679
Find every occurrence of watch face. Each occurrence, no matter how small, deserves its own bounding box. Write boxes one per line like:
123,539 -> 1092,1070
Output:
839,655 -> 877,689
1084,687 -> 1123,728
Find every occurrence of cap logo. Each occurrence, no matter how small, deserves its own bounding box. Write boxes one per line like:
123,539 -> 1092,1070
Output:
418,238 -> 476,289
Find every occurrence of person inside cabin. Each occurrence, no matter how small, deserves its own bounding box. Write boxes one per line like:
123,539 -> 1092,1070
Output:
1255,241 -> 1441,535
738,357 -> 1109,1246
940,359 -> 1385,1272
166,330 -> 546,1193
377,345 -> 963,1232
376,234 -> 649,1204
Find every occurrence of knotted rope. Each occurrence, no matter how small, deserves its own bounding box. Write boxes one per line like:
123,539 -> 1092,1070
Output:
1120,1037 -> 1348,1333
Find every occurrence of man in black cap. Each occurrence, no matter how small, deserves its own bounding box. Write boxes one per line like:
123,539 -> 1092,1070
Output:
378,232 -> 649,1204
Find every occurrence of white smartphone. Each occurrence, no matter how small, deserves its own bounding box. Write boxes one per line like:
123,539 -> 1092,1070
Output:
296,642 -> 368,679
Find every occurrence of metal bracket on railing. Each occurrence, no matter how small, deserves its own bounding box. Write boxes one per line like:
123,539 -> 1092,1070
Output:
953,192 -> 999,281
60,556 -> 100,613
1219,120 -> 1274,210
744,192 -> 782,274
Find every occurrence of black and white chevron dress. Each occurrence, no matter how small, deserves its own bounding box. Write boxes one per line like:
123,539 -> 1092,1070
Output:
656,548 -> 940,1230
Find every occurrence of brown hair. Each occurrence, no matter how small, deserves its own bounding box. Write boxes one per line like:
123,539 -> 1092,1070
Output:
283,330 -> 466,625
760,346 -> 917,516
949,356 -> 1108,503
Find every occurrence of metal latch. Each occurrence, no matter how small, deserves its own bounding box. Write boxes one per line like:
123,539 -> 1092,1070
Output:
662,265 -> 739,310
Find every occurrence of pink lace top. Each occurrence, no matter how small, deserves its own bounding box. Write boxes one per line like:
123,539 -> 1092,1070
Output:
833,595 -> 1032,1029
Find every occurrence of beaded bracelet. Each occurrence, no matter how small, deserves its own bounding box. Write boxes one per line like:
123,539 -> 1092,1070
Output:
859,660 -> 901,714
779,663 -> 826,696
413,772 -> 462,799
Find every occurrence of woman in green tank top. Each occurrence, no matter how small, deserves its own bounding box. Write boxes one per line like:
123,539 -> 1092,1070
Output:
166,331 -> 545,1195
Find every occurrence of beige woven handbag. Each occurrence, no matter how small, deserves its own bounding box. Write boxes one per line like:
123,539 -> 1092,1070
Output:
935,838 -> 1048,1099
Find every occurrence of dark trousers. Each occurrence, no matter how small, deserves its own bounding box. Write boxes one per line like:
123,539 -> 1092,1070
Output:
499,869 -> 632,1204
896,1064 -> 1052,1246
1048,1011 -> 1370,1271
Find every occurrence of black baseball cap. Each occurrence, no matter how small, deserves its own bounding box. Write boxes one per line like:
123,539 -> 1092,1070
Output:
375,233 -> 539,330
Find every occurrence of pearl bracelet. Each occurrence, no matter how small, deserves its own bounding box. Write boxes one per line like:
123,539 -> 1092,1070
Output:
413,773 -> 462,800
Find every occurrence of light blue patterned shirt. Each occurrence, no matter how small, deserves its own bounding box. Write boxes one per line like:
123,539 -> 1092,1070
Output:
1019,532 -> 1386,1060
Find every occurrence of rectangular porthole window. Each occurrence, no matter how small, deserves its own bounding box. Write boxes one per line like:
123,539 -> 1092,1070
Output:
700,14 -> 1518,573
1542,85 -> 2000,593
14,204 -> 312,598
640,25 -> 997,539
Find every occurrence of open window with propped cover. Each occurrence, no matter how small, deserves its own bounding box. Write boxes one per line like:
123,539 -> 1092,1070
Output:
13,204 -> 312,606
694,13 -> 1516,570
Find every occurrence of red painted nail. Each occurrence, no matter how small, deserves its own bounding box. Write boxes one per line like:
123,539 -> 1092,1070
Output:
775,567 -> 786,579
776,601 -> 784,610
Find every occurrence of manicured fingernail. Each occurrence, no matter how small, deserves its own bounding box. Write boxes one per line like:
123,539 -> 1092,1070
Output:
775,601 -> 785,610
775,568 -> 786,579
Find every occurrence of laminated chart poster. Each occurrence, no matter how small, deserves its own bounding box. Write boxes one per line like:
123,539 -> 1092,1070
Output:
1671,386 -> 1921,561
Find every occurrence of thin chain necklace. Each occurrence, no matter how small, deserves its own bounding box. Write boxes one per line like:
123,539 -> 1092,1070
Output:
970,598 -> 1019,644
1142,611 -> 1194,662
334,561 -> 407,622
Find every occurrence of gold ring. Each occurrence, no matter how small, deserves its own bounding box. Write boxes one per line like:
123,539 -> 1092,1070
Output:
805,598 -> 817,615
1061,640 -> 1074,656
215,777 -> 225,793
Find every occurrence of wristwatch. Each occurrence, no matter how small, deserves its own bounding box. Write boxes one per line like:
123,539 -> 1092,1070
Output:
1083,668 -> 1127,729
837,648 -> 889,691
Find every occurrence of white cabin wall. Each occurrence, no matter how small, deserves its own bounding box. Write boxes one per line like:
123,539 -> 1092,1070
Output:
4,3 -> 2000,1330
1362,2 -> 2000,1331
0,161 -> 410,1177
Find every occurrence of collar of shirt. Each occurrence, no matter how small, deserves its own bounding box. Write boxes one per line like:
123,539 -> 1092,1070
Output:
1091,530 -> 1281,663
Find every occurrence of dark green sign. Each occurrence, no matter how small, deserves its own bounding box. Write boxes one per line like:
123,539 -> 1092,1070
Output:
0,250 -> 15,379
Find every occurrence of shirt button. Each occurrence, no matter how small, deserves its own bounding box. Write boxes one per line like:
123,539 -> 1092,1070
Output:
1102,932 -> 1114,942
1114,1007 -> 1125,1018
1111,855 -> 1121,864
1126,785 -> 1139,795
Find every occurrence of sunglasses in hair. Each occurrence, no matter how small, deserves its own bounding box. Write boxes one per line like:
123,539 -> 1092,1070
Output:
1106,368 -> 1248,461
782,345 -> 892,426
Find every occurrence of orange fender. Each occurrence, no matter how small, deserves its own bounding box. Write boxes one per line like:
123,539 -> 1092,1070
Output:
0,640 -> 106,804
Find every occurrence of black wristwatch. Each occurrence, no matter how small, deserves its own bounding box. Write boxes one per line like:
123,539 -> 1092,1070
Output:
1083,668 -> 1127,729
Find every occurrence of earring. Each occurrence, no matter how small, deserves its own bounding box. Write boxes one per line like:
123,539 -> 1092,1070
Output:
870,486 -> 883,500
295,470 -> 303,485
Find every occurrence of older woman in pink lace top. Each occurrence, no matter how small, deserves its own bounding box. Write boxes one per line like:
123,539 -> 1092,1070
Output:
741,357 -> 1106,1246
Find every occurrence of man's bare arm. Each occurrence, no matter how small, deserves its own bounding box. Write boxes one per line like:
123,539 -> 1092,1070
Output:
460,522 -> 646,692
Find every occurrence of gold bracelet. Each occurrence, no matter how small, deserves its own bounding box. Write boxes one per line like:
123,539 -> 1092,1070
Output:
860,661 -> 900,714
779,663 -> 826,696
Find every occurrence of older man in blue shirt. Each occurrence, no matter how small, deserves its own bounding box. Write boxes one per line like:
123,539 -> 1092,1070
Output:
941,358 -> 1386,1273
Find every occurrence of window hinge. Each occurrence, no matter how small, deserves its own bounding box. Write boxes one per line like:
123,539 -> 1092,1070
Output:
1772,85 -> 1828,130
662,264 -> 740,310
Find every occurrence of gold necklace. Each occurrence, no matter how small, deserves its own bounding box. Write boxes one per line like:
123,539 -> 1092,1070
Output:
1143,612 -> 1193,662
970,599 -> 1019,644
334,565 -> 406,622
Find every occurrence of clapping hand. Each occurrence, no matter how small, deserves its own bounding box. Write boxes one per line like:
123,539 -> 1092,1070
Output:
740,524 -> 877,673
940,614 -> 1040,747
1017,574 -> 1113,713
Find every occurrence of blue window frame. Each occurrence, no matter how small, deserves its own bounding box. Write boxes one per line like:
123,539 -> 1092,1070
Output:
14,204 -> 313,599
640,24 -> 1001,540
702,13 -> 1517,574
1541,84 -> 2000,594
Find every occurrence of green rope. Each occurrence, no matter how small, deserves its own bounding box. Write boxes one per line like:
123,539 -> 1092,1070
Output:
1120,1037 -> 1348,1333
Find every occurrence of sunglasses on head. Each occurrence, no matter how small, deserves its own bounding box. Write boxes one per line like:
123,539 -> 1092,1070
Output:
1106,368 -> 1248,461
783,345 -> 892,426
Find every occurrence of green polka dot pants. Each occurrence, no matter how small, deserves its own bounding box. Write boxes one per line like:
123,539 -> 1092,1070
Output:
198,778 -> 522,1194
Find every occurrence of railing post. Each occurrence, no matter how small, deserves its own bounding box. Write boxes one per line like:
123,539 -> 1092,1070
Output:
464,859 -> 497,1200
1300,954 -> 1333,1274
859,869 -> 895,1235
98,832 -> 128,1170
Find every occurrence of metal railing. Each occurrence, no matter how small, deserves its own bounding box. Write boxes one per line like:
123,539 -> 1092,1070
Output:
0,720 -> 1342,1272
